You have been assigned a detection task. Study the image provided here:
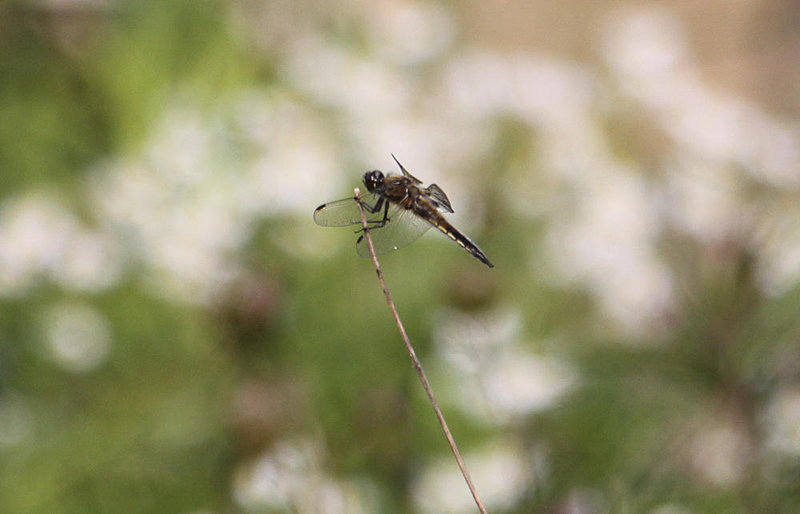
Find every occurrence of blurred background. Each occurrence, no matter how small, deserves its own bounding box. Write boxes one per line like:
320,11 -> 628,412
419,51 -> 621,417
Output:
1,0 -> 800,512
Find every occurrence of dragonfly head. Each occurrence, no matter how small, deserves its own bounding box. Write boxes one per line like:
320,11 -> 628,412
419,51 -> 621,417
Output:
362,170 -> 385,192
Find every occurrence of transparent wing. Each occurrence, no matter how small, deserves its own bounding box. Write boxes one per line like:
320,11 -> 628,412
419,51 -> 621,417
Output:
356,203 -> 433,257
315,193 -> 434,258
391,154 -> 422,184
426,184 -> 454,213
313,192 -> 384,227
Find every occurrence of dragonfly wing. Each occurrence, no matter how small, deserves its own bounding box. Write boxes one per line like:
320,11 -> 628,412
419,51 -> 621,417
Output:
356,203 -> 433,257
391,154 -> 423,184
313,192 -> 384,227
426,184 -> 454,213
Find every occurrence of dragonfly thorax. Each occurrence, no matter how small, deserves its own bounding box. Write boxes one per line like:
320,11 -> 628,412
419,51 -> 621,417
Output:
362,170 -> 385,192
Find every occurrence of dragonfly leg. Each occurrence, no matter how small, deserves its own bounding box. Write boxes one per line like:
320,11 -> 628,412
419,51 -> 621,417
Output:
355,198 -> 391,235
353,196 -> 391,234
374,198 -> 391,228
360,197 -> 391,228
359,196 -> 383,214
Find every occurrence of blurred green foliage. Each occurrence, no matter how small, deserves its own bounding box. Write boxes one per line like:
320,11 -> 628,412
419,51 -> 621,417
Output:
1,1 -> 799,513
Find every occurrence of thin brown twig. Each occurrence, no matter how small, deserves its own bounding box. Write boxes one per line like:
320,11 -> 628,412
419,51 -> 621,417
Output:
354,187 -> 488,514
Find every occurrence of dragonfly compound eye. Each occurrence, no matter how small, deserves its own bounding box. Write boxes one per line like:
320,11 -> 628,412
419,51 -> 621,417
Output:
362,170 -> 384,192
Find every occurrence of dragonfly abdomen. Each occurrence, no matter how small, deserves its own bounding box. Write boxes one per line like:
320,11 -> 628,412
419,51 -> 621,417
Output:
415,207 -> 494,268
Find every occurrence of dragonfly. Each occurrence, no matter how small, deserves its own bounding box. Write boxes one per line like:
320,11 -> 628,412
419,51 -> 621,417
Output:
313,155 -> 494,268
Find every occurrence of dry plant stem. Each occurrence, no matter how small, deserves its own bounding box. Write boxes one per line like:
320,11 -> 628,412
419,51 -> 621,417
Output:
354,188 -> 488,514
